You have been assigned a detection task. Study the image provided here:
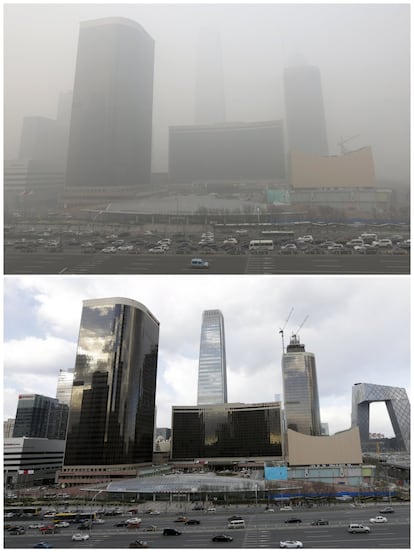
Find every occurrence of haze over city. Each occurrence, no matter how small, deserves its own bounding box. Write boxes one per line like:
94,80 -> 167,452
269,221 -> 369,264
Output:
4,3 -> 409,185
3,275 -> 410,438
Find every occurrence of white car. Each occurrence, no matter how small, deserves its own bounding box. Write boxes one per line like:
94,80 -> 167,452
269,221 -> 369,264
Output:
126,517 -> 142,524
280,506 -> 293,511
55,521 -> 70,528
296,235 -> 313,244
101,247 -> 117,253
280,540 -> 303,548
149,511 -> 160,516
370,515 -> 387,523
376,239 -> 393,248
223,238 -> 238,245
72,533 -> 89,541
281,243 -> 297,252
148,246 -> 166,253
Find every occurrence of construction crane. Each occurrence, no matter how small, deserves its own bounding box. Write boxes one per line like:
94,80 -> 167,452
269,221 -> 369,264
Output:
294,315 -> 309,340
338,134 -> 360,155
279,307 -> 294,353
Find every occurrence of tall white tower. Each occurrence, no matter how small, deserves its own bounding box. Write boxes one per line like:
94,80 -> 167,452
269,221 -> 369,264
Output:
197,309 -> 227,405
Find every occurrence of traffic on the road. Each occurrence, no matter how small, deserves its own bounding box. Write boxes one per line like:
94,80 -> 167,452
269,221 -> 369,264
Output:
4,502 -> 410,548
4,220 -> 410,274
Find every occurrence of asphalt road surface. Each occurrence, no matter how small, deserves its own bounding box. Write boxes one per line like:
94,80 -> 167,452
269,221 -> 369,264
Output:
4,503 -> 410,548
4,251 -> 410,275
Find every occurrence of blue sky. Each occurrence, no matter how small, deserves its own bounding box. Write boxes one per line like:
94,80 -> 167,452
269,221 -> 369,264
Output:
3,275 -> 411,436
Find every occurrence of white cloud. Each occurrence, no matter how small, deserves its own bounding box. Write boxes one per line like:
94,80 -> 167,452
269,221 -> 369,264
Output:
3,336 -> 77,418
3,275 -> 410,439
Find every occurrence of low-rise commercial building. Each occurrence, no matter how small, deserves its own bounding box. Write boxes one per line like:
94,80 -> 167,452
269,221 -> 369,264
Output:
4,437 -> 66,488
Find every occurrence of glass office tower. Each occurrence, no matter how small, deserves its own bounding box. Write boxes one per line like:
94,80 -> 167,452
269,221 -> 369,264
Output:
13,394 -> 69,440
197,310 -> 227,405
64,298 -> 159,466
56,369 -> 74,406
282,335 -> 321,436
284,64 -> 329,156
172,402 -> 283,459
66,17 -> 154,190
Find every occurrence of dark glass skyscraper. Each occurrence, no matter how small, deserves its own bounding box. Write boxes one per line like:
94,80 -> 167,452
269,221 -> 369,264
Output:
282,335 -> 321,436
284,64 -> 329,156
65,17 -> 154,190
13,394 -> 68,440
197,310 -> 227,405
64,298 -> 159,466
171,402 -> 283,460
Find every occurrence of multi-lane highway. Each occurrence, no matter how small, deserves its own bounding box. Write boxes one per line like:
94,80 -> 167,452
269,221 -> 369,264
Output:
4,503 -> 410,548
4,250 -> 410,275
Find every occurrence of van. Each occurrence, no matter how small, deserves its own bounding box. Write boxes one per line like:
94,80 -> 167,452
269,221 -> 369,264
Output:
227,519 -> 245,529
163,528 -> 181,536
191,258 -> 209,269
347,523 -> 370,534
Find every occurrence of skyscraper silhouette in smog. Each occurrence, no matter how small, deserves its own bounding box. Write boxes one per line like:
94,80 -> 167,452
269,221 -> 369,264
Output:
194,25 -> 226,125
63,297 -> 159,466
284,63 -> 329,156
197,310 -> 228,405
65,17 -> 154,192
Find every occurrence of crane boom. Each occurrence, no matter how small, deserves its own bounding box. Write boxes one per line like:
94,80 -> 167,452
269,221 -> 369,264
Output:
279,307 -> 294,353
295,314 -> 309,335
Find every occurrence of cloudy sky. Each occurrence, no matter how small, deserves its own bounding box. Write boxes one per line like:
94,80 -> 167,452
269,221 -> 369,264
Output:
3,275 -> 410,437
4,2 -> 409,184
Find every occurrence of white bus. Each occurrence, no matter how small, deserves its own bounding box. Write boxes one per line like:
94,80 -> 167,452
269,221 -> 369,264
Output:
228,519 -> 246,529
249,239 -> 274,252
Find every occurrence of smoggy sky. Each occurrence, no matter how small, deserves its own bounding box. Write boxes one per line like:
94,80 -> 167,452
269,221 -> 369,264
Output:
3,275 -> 410,437
3,3 -> 410,184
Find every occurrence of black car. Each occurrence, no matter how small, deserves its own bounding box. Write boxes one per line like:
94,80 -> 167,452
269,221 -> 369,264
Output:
212,535 -> 233,543
77,523 -> 90,530
163,529 -> 181,536
379,507 -> 395,514
311,519 -> 329,526
228,515 -> 243,521
285,518 -> 302,524
185,519 -> 200,525
114,521 -> 129,527
8,526 -> 25,535
192,506 -> 204,511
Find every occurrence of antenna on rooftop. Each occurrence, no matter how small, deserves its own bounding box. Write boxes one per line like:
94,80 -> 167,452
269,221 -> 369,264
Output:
279,307 -> 294,353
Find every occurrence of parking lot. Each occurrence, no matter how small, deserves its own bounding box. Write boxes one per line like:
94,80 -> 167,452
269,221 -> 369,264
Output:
4,221 -> 410,274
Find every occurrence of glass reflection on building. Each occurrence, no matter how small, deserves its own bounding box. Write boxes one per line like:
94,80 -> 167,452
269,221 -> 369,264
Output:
171,402 -> 283,459
282,335 -> 321,436
64,298 -> 159,466
197,310 -> 227,405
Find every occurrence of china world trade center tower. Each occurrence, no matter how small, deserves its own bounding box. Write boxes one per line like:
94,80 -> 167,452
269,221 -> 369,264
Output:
64,298 -> 159,466
197,310 -> 228,405
65,17 -> 154,191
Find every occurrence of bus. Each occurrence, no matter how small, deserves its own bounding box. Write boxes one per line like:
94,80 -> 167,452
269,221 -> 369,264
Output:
4,506 -> 42,517
249,239 -> 274,252
260,230 -> 295,238
53,511 -> 96,524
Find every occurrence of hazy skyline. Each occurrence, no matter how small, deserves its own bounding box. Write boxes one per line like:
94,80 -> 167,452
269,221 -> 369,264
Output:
3,275 -> 410,439
4,3 -> 410,184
